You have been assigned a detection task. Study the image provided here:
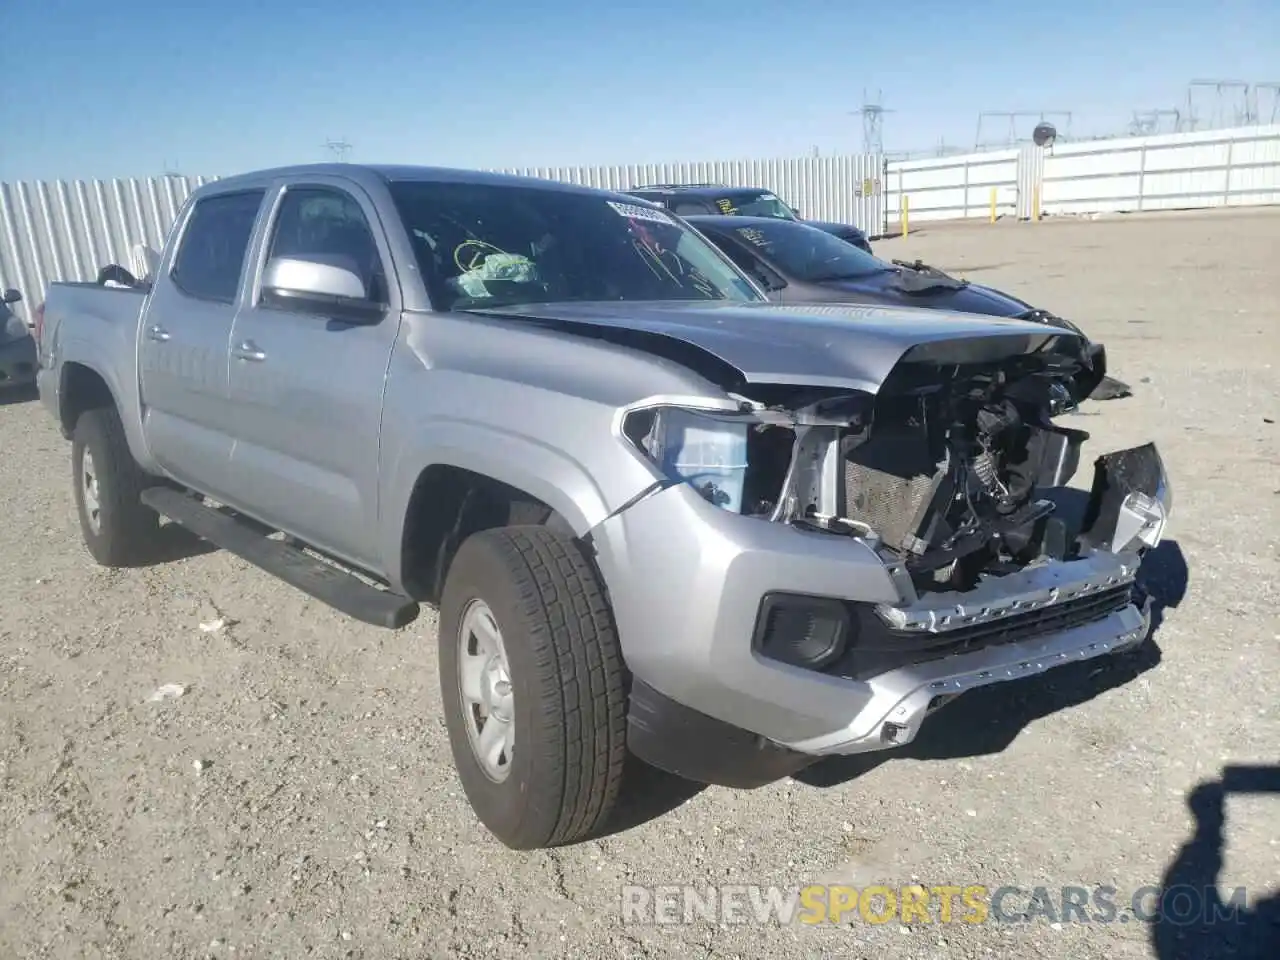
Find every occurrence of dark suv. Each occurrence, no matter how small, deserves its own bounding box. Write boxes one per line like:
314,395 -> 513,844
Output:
624,183 -> 872,253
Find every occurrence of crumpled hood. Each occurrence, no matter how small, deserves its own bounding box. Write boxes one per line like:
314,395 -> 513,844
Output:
474,300 -> 1080,395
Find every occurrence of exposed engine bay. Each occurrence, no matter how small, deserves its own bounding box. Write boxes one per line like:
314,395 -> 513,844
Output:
654,354 -> 1141,596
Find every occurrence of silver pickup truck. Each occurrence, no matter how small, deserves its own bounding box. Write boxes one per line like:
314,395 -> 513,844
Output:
36,163 -> 1171,850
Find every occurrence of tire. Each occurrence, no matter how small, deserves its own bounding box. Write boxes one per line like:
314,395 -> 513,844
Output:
438,524 -> 628,850
71,405 -> 162,566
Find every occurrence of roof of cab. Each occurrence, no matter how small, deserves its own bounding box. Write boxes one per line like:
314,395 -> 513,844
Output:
198,163 -> 662,205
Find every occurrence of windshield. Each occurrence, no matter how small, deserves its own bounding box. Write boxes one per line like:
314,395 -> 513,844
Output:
714,191 -> 798,220
387,180 -> 763,310
728,220 -> 891,282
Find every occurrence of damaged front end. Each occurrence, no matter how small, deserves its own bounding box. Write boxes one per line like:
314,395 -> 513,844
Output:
619,341 -> 1171,666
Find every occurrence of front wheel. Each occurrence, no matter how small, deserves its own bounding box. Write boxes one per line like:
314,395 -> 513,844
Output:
438,525 -> 628,850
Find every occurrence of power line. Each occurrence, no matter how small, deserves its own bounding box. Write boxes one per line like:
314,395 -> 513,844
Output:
974,111 -> 1073,150
323,138 -> 353,162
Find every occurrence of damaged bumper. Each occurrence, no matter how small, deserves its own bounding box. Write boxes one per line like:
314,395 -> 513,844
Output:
591,440 -> 1170,768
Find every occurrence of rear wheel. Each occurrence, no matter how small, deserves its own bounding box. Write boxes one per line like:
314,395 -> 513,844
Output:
438,525 -> 628,849
71,406 -> 162,566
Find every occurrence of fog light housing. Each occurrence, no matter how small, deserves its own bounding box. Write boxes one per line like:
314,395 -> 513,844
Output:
752,593 -> 851,670
1113,490 -> 1168,552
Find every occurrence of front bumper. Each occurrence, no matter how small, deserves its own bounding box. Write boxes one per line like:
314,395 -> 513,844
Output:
0,335 -> 37,389
591,446 -> 1168,758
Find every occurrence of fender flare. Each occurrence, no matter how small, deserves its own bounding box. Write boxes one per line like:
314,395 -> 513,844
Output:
54,341 -> 155,470
380,419 -> 655,588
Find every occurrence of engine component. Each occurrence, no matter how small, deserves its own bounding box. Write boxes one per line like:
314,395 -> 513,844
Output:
841,426 -> 950,555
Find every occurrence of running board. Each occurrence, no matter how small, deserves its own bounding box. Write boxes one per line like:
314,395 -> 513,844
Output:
140,487 -> 419,629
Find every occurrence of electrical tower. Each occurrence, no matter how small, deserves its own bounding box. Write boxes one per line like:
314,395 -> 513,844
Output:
323,138 -> 353,162
1186,80 -> 1253,129
856,90 -> 892,155
974,111 -> 1073,150
1255,82 -> 1280,124
1128,109 -> 1184,136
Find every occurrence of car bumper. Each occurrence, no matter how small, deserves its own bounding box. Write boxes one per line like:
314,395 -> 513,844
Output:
0,336 -> 37,389
592,466 -> 1163,757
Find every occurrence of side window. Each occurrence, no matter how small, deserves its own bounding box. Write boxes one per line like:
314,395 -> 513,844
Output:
265,187 -> 388,303
713,236 -> 785,292
170,190 -> 265,303
674,201 -> 712,216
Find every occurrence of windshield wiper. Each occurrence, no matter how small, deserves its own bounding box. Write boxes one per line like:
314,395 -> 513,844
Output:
891,257 -> 963,278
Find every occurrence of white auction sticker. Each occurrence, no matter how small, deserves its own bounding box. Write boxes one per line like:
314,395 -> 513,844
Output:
607,201 -> 675,223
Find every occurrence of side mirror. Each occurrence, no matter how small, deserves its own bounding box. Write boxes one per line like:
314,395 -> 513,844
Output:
260,256 -> 383,323
2,288 -> 21,304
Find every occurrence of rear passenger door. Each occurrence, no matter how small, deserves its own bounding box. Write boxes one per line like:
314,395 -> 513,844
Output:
222,180 -> 399,572
139,188 -> 265,499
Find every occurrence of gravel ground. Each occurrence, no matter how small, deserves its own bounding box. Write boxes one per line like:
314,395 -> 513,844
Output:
1,207 -> 1277,960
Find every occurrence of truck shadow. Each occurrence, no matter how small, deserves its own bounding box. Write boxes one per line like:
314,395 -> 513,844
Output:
598,755 -> 708,838
794,532 -> 1188,788
1151,764 -> 1280,960
0,383 -> 39,406
122,520 -> 219,567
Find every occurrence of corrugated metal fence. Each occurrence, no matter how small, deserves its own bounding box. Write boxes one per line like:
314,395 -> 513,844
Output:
0,175 -> 217,323
0,155 -> 886,321
491,155 -> 887,235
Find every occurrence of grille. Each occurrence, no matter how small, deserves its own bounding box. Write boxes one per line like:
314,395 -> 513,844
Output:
832,584 -> 1136,681
843,431 -> 946,552
887,584 -> 1134,655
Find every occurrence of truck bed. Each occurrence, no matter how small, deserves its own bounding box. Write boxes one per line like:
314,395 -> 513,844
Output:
37,281 -> 150,431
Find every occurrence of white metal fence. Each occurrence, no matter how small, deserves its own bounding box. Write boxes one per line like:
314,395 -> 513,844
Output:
0,156 -> 886,322
883,123 -> 1280,224
1040,125 -> 1280,215
3,126 -> 1279,320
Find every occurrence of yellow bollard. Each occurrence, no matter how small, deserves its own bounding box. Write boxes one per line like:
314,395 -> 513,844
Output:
990,187 -> 997,223
1032,187 -> 1041,221
901,195 -> 909,236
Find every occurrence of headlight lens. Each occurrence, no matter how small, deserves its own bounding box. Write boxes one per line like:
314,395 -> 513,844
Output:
624,405 -> 750,512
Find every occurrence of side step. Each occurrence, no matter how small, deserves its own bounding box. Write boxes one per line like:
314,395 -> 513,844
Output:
140,486 -> 419,629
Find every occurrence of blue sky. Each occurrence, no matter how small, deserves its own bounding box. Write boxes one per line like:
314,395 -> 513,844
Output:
2,0 -> 1277,182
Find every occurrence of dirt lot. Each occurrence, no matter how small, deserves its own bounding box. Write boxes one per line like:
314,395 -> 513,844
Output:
1,208 -> 1277,960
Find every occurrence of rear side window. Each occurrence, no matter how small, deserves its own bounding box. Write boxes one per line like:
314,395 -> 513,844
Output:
171,190 -> 265,303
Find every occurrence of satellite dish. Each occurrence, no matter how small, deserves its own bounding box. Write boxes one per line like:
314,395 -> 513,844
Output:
1032,122 -> 1057,147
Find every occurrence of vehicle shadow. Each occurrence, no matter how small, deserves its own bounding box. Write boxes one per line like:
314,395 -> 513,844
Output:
793,487 -> 1188,786
116,520 -> 219,567
0,383 -> 39,406
597,754 -> 707,839
1151,765 -> 1280,959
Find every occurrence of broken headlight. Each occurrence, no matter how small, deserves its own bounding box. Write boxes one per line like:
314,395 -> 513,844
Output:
1078,442 -> 1172,554
1112,490 -> 1169,552
623,405 -> 750,512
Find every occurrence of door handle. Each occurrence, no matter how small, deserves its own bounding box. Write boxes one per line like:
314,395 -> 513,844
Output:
232,340 -> 266,362
147,325 -> 170,342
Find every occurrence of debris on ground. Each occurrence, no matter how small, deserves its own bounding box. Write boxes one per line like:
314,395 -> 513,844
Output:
147,683 -> 187,702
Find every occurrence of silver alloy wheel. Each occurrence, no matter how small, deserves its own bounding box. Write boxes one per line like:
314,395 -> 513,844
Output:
457,598 -> 515,782
81,449 -> 102,534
